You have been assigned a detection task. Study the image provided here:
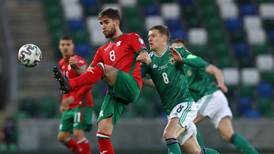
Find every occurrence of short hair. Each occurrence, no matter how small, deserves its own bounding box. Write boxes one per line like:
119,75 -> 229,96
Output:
149,25 -> 170,42
171,39 -> 185,45
60,36 -> 73,42
98,8 -> 121,21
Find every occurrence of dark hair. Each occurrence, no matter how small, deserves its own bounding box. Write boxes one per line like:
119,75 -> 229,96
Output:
60,36 -> 73,42
149,25 -> 170,42
98,8 -> 121,21
171,39 -> 186,45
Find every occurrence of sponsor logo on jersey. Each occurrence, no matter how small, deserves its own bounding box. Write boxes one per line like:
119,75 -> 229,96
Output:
116,41 -> 122,47
104,43 -> 111,51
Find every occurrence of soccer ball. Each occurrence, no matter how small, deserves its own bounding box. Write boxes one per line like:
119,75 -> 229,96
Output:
18,44 -> 42,67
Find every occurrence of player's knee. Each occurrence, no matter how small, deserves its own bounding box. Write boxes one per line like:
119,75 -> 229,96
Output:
186,148 -> 201,154
163,129 -> 176,139
98,119 -> 113,135
73,130 -> 85,141
57,133 -> 69,142
220,132 -> 233,142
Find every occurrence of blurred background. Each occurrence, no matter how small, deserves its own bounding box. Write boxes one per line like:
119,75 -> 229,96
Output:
0,0 -> 274,153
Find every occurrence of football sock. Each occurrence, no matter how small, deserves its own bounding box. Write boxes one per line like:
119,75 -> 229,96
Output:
230,133 -> 259,154
70,64 -> 103,89
64,137 -> 79,153
77,138 -> 91,154
196,129 -> 205,148
203,147 -> 220,154
165,138 -> 182,154
97,132 -> 115,154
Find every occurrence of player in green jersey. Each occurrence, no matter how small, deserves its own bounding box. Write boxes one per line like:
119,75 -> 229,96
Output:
138,25 -> 219,154
171,39 -> 259,154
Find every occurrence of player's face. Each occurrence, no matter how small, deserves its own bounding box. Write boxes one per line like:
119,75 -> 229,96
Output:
171,42 -> 185,48
99,16 -> 117,38
59,40 -> 74,58
148,30 -> 167,51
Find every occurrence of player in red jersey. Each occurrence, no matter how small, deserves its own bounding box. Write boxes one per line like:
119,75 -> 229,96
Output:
53,9 -> 148,154
55,36 -> 93,154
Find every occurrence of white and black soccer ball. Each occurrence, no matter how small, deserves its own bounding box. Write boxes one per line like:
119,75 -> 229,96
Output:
18,44 -> 42,67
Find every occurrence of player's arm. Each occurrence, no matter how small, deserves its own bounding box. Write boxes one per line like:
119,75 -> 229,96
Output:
206,64 -> 228,92
143,79 -> 155,88
69,56 -> 87,75
170,47 -> 207,68
129,33 -> 149,60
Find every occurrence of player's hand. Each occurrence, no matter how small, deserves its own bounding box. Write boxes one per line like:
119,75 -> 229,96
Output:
69,56 -> 78,69
62,96 -> 74,107
170,48 -> 183,62
137,51 -> 151,64
218,83 -> 228,93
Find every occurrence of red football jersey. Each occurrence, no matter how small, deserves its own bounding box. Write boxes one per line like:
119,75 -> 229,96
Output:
59,55 -> 93,109
91,33 -> 146,89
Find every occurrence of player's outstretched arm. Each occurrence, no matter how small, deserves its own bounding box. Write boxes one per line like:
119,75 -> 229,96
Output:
206,64 -> 228,93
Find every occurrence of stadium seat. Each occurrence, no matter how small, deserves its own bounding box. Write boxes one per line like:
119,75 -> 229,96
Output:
243,108 -> 262,118
38,96 -> 58,118
217,56 -> 237,68
83,5 -> 100,16
71,30 -> 89,43
170,29 -> 188,40
256,54 -> 274,72
251,44 -> 270,55
143,4 -> 161,16
247,28 -> 266,45
243,16 -> 262,31
102,4 -> 121,13
224,18 -> 242,32
80,0 -> 97,7
256,82 -> 273,98
145,16 -> 164,30
165,18 -> 183,30
241,68 -> 260,85
178,0 -> 195,6
229,30 -> 245,43
75,43 -> 92,58
261,72 -> 274,85
239,4 -> 257,16
212,42 -> 230,57
259,3 -> 274,19
267,30 -> 274,44
188,28 -> 208,45
63,3 -> 83,20
216,0 -> 234,6
237,85 -> 254,97
237,97 -> 253,115
233,43 -> 250,59
219,3 -> 239,19
161,4 -> 180,19
67,19 -> 85,31
208,29 -> 226,44
138,0 -> 156,6
262,19 -> 274,31
119,0 -> 136,7
223,68 -> 240,85
189,45 -> 208,58
86,16 -> 107,45
256,98 -> 273,116
122,7 -> 140,19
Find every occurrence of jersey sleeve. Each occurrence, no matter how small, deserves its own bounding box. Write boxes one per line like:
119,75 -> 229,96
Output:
129,33 -> 147,53
91,48 -> 103,66
76,57 -> 88,69
73,85 -> 92,101
176,47 -> 209,68
141,64 -> 151,77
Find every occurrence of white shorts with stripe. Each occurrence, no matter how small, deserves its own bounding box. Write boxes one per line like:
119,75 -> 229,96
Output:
197,90 -> 233,128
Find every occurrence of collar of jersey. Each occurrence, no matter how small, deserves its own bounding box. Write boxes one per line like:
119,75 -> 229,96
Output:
153,46 -> 169,57
110,33 -> 123,42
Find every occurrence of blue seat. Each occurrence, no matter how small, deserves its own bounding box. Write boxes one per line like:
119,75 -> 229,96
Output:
67,19 -> 85,31
232,43 -> 250,59
237,97 -> 253,115
143,4 -> 160,16
170,29 -> 188,40
243,108 -> 262,118
224,18 -> 242,32
267,30 -> 274,44
256,82 -> 273,98
239,4 -> 257,16
75,43 -> 91,58
80,0 -> 97,6
178,0 -> 195,6
165,18 -> 183,31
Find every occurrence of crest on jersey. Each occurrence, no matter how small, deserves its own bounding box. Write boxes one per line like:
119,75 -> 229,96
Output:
152,64 -> 158,69
187,70 -> 192,77
116,41 -> 122,47
138,38 -> 144,44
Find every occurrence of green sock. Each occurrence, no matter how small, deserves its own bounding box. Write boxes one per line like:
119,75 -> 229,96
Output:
203,148 -> 220,154
166,138 -> 182,154
196,129 -> 206,148
231,133 -> 259,154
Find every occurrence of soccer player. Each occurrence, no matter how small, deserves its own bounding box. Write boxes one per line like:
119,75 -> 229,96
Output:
55,36 -> 93,154
171,39 -> 259,154
54,8 -> 148,154
137,25 -> 219,154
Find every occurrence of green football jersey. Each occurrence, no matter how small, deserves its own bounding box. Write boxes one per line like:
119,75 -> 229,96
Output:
178,48 -> 219,101
142,47 -> 198,115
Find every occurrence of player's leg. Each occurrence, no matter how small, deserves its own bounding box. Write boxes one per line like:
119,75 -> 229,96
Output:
73,107 -> 93,154
58,110 -> 79,153
217,117 -> 258,154
163,118 -> 185,154
208,90 -> 258,154
194,113 -> 207,148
